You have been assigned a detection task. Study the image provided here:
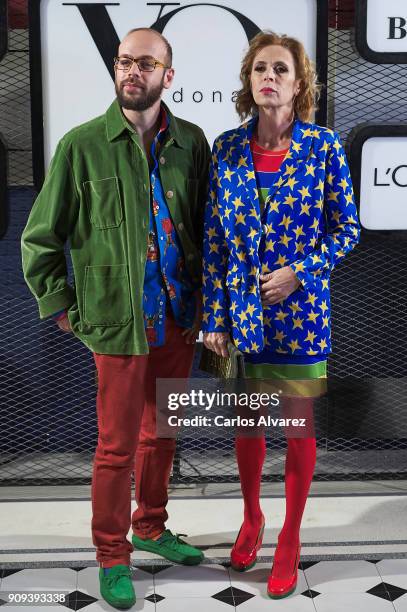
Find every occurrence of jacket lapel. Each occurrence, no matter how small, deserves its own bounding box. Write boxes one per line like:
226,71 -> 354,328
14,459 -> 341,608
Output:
226,118 -> 315,271
263,119 -> 314,204
230,117 -> 315,213
229,117 -> 261,221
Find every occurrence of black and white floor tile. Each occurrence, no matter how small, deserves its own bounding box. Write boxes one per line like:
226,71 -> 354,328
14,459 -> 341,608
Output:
1,559 -> 407,611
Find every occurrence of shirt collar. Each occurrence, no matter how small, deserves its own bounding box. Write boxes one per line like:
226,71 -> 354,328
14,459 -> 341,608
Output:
105,98 -> 185,148
157,104 -> 169,138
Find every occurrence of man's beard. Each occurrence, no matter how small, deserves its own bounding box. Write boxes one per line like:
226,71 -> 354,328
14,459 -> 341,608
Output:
115,76 -> 165,111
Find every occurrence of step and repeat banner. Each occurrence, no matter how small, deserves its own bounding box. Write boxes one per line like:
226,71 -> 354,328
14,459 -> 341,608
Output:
352,0 -> 407,234
29,0 -> 328,188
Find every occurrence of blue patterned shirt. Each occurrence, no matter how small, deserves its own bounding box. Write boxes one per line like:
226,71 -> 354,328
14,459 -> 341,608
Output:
143,107 -> 196,347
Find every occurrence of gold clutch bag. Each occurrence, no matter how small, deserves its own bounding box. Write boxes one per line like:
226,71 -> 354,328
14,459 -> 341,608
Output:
198,342 -> 246,379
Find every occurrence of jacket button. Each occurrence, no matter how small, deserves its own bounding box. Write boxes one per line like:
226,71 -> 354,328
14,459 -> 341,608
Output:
166,190 -> 174,199
262,224 -> 267,234
187,253 -> 195,261
178,222 -> 184,231
160,156 -> 166,165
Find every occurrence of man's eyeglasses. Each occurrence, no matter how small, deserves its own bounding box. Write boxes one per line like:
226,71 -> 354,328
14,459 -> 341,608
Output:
114,56 -> 170,73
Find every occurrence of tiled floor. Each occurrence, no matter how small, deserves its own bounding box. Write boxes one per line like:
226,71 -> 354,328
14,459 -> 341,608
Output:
1,559 -> 407,611
1,486 -> 406,610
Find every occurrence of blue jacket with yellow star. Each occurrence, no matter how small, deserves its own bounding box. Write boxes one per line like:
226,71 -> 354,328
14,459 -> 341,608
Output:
201,117 -> 360,356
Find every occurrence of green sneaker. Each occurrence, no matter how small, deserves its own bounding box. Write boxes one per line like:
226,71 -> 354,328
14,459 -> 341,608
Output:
132,529 -> 204,565
99,564 -> 136,610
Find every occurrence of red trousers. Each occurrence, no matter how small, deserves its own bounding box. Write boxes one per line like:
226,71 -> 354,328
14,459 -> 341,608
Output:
91,315 -> 195,567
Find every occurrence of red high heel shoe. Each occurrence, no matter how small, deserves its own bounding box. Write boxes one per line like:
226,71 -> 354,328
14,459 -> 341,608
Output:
267,540 -> 301,599
230,515 -> 265,572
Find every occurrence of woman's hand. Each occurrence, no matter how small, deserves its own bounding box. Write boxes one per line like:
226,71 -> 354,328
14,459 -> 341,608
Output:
260,266 -> 301,306
203,332 -> 231,357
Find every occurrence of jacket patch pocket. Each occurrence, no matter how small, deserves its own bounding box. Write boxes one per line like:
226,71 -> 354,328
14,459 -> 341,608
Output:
83,264 -> 132,326
83,176 -> 123,229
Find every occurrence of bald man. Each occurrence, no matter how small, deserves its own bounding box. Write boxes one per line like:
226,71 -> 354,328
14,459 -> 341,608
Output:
22,28 -> 211,609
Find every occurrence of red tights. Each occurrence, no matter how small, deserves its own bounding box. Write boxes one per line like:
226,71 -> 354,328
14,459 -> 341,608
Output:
234,423 -> 316,576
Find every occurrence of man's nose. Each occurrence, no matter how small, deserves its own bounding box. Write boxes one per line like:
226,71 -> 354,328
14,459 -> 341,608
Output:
128,60 -> 142,78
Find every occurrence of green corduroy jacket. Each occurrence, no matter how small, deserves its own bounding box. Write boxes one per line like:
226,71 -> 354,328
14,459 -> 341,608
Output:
21,99 -> 211,354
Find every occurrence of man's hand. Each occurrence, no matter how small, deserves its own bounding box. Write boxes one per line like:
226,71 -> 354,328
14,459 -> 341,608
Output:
260,266 -> 301,306
56,314 -> 73,333
203,332 -> 231,357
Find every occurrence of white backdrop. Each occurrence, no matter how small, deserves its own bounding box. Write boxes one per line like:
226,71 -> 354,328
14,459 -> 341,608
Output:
40,0 -> 318,167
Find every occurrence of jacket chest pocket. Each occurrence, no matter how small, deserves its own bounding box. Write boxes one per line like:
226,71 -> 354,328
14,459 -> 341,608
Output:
83,176 -> 123,229
83,264 -> 132,326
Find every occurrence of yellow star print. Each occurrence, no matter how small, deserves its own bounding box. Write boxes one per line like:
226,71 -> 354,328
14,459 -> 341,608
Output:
284,164 -> 297,176
246,303 -> 256,317
306,292 -> 318,306
238,311 -> 248,324
279,233 -> 293,248
293,225 -> 306,239
279,214 -> 293,230
304,330 -> 317,344
286,176 -> 299,191
298,185 -> 311,200
295,241 -> 305,254
307,310 -> 320,323
265,239 -> 276,252
317,338 -> 328,351
288,339 -> 301,352
283,195 -> 297,209
289,301 -> 303,313
223,167 -> 235,181
273,330 -> 286,342
231,235 -> 244,249
305,162 -> 316,176
210,299 -> 222,314
276,254 -> 288,266
275,309 -> 289,322
233,196 -> 245,209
